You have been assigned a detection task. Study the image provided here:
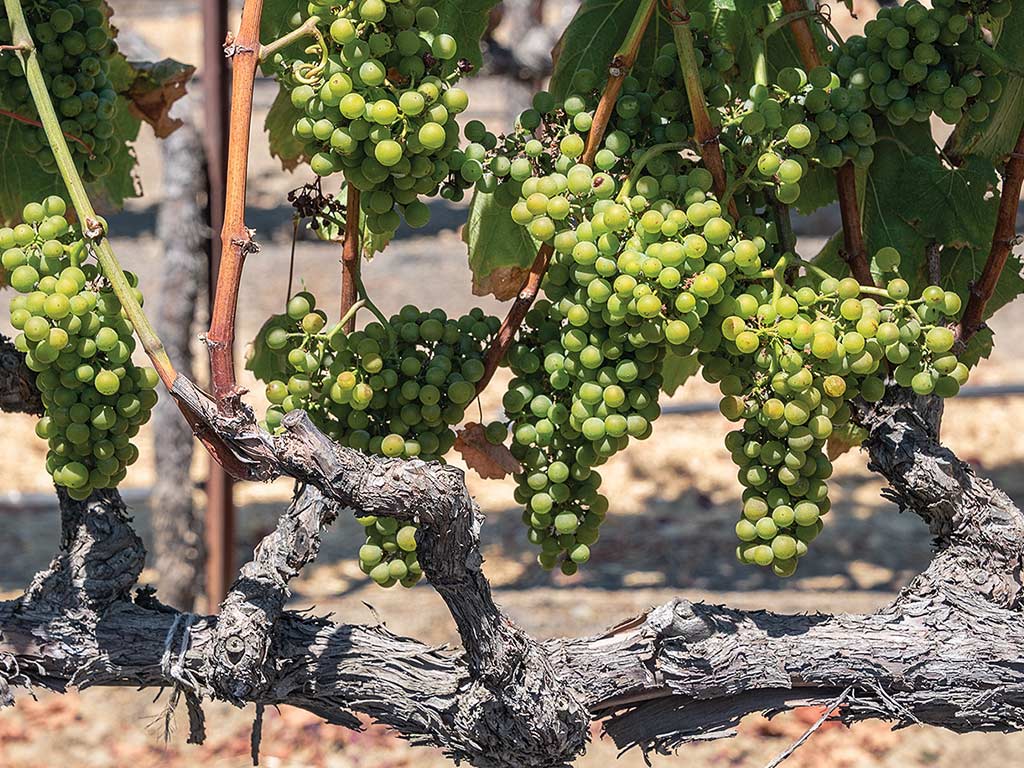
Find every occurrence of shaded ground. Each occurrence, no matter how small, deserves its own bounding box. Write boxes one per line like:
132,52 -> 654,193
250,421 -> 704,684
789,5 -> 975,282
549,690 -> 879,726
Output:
5,1 -> 1024,766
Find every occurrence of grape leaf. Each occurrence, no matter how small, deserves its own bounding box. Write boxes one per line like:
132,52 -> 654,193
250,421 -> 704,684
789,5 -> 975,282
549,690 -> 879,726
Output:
793,163 -> 839,215
661,348 -> 700,396
433,0 -> 501,71
264,88 -> 309,172
455,422 -> 522,479
942,247 -> 1024,368
862,122 -> 999,293
945,6 -> 1024,163
549,0 -> 673,99
245,312 -> 292,382
464,189 -> 538,300
0,11 -> 191,222
826,422 -> 867,461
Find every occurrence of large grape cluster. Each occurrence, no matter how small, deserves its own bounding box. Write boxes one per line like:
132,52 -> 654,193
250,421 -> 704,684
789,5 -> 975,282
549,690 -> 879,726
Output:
3,196 -> 158,499
706,254 -> 966,574
251,293 -> 500,587
0,0 -> 120,182
837,0 -> 1003,126
266,0 -> 474,236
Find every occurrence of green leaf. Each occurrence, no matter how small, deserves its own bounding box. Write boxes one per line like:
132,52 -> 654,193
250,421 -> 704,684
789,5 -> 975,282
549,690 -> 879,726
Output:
245,312 -> 292,382
433,0 -> 501,71
550,0 -> 673,99
661,348 -> 700,396
0,3 -> 193,222
810,228 -> 845,276
265,87 -> 310,171
945,6 -> 1024,162
862,122 -> 999,290
464,189 -> 538,300
793,163 -> 838,215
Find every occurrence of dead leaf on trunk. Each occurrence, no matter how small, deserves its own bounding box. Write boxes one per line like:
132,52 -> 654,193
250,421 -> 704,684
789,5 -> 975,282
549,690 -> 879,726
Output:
455,422 -> 521,479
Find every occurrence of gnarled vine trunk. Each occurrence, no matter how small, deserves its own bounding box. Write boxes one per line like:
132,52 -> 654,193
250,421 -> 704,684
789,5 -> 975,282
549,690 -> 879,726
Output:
0,355 -> 1022,766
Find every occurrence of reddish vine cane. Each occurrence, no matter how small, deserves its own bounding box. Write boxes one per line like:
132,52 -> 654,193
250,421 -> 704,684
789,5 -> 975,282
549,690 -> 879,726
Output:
206,0 -> 266,409
959,126 -> 1024,342
666,0 -> 738,220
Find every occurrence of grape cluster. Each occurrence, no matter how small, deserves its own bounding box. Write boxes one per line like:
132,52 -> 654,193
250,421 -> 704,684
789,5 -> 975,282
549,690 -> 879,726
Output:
356,515 -> 424,588
483,115 -> 969,574
251,294 -> 500,587
3,196 -> 157,499
837,0 -> 1003,126
485,148 -> 770,571
0,0 -> 120,181
266,0 -> 473,236
704,254 -> 966,573
730,64 -> 876,207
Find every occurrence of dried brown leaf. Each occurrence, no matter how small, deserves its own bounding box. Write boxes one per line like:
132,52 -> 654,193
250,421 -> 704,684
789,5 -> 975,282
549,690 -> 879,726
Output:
472,265 -> 528,302
455,422 -> 521,480
126,59 -> 196,138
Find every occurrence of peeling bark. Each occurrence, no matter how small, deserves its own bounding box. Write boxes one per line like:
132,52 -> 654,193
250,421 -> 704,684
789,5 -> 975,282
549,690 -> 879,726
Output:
0,370 -> 1022,766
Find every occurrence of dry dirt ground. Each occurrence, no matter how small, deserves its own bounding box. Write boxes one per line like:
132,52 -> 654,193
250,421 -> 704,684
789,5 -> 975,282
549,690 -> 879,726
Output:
4,1 -> 1024,767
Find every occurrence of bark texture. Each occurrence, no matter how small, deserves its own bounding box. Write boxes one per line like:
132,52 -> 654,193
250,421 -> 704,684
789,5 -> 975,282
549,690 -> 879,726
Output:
151,96 -> 206,610
0,334 -> 42,416
1,369 -> 1022,766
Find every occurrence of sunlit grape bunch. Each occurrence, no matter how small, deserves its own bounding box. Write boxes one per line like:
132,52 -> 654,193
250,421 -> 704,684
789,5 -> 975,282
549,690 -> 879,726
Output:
0,0 -> 120,181
704,247 -> 966,574
489,155 -> 776,573
265,0 -> 474,237
837,0 -> 1003,125
729,64 -> 877,206
3,196 -> 158,500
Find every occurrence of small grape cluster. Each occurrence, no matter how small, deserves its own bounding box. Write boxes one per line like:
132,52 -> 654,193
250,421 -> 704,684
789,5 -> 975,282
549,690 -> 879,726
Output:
267,0 -> 473,236
837,0 -> 1003,126
3,196 -> 158,499
730,64 -> 876,206
0,0 -> 120,181
356,515 -> 424,588
251,294 -> 500,587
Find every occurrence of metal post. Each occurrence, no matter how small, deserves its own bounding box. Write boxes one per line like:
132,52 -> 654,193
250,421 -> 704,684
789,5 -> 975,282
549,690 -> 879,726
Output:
202,0 -> 234,609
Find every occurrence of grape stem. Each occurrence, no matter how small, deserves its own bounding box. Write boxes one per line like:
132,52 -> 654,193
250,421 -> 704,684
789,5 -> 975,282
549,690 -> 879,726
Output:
778,0 -> 873,287
969,42 -> 1024,80
333,299 -> 367,336
750,6 -> 770,89
771,253 -> 791,303
341,185 -> 361,333
207,0 -> 266,408
2,0 -> 175,387
476,0 -> 659,395
259,15 -> 321,63
616,142 -> 690,202
959,121 -> 1024,342
352,266 -> 395,344
669,0 -> 739,220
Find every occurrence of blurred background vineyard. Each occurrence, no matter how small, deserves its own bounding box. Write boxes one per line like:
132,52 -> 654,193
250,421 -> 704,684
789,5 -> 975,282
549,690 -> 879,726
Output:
2,0 -> 1024,766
